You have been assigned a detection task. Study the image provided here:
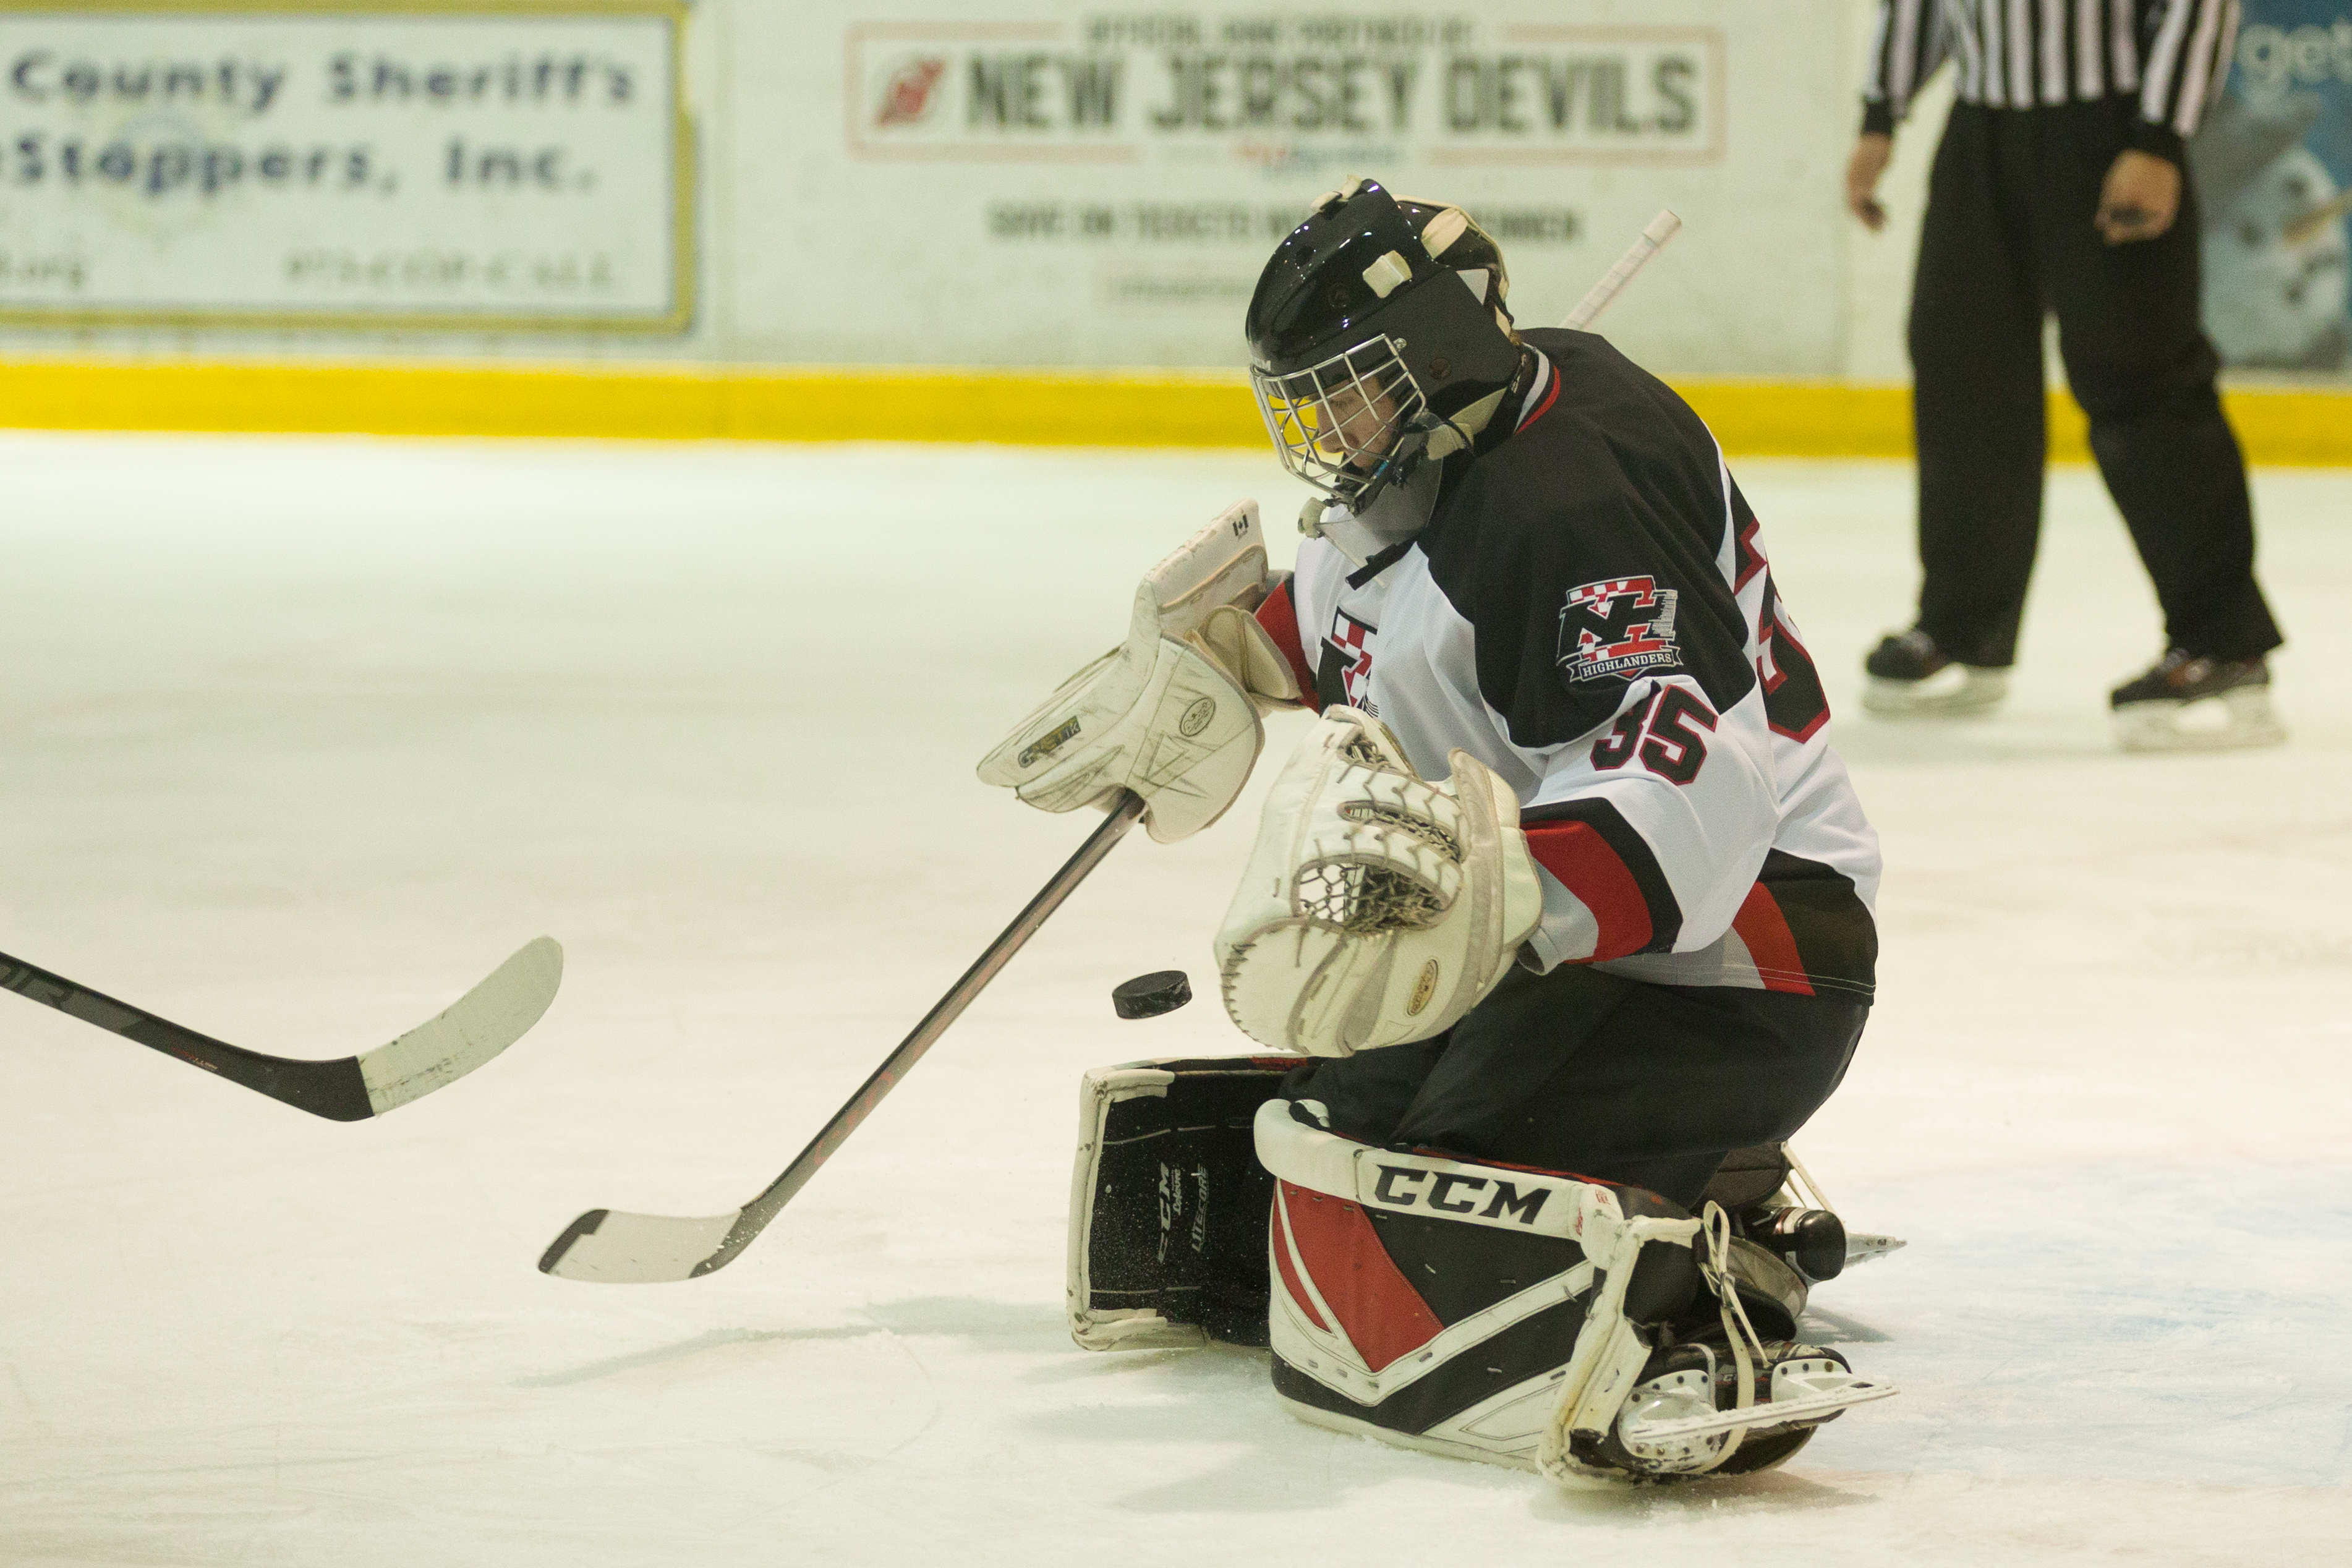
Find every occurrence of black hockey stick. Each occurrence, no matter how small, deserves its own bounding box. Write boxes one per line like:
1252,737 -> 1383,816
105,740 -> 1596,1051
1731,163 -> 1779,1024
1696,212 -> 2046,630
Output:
0,938 -> 563,1121
539,791 -> 1147,1283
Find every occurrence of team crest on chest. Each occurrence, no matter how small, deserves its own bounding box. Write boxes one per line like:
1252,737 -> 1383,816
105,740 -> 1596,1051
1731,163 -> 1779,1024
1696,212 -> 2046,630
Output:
1324,607 -> 1379,713
1558,576 -> 1682,683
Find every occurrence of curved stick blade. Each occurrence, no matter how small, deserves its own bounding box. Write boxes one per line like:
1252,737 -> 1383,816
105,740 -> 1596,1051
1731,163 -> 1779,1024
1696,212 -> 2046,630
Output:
357,936 -> 563,1115
538,1208 -> 744,1283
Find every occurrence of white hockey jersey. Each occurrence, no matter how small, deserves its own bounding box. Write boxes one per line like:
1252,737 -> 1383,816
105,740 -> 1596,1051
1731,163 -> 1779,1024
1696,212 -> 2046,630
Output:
1253,329 -> 1880,1000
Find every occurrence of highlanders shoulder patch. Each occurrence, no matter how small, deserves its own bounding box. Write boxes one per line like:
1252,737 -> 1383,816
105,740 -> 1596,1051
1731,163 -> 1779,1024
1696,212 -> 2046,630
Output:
1557,576 -> 1682,684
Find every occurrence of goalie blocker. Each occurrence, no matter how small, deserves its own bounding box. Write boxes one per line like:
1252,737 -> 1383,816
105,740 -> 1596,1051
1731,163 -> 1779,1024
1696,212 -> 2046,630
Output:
1068,1057 -> 1895,1483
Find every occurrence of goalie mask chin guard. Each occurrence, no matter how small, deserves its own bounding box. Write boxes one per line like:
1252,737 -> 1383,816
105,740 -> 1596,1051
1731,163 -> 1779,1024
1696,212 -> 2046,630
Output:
1245,178 -> 1523,510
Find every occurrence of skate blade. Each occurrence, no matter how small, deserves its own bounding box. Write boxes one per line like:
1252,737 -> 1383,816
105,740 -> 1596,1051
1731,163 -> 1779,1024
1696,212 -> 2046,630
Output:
2114,687 -> 2286,753
1616,1371 -> 1899,1443
1844,1232 -> 1906,1268
1862,667 -> 2007,717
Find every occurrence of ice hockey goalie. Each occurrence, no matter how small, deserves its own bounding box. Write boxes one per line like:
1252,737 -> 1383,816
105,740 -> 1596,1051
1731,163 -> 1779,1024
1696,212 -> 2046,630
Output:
987,177 -> 1901,1485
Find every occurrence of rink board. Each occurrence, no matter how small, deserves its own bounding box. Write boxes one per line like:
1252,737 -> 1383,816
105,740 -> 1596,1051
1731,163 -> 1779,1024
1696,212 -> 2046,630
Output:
1,356 -> 2350,462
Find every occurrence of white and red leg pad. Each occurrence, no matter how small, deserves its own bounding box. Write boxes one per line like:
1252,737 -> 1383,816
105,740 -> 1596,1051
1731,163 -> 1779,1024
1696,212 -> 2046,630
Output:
1254,1098 -> 1701,1472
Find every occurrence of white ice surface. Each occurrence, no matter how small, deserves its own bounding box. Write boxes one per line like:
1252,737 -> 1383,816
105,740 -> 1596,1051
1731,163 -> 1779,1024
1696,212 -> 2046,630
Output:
1,434 -> 2347,1565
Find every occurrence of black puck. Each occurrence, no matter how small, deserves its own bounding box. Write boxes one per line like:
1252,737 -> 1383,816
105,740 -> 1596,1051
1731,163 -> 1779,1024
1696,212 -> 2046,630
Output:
1112,970 -> 1192,1020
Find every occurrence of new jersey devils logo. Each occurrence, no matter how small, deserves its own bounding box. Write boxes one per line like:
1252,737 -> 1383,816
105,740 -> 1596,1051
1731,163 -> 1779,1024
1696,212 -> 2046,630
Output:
875,58 -> 948,127
1558,576 -> 1683,683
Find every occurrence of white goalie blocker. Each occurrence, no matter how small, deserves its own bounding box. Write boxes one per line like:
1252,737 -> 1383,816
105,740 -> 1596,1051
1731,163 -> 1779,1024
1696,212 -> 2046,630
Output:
978,501 -> 1303,843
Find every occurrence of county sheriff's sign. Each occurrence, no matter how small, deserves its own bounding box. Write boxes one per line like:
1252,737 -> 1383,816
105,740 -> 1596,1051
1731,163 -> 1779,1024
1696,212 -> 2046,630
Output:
0,4 -> 687,331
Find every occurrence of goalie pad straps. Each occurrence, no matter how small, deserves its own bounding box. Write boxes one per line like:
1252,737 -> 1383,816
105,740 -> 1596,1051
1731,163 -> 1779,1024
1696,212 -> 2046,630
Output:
978,504 -> 1300,845
1214,707 -> 1543,1055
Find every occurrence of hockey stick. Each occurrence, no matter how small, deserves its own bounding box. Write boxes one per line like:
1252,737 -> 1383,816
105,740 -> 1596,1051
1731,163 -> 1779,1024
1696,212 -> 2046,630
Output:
539,790 -> 1149,1284
1561,209 -> 1682,331
1,937 -> 563,1121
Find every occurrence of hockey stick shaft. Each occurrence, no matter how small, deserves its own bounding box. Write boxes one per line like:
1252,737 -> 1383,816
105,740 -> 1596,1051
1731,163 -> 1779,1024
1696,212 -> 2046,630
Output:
1,950 -> 376,1118
628,790 -> 1145,1279
1561,210 -> 1682,331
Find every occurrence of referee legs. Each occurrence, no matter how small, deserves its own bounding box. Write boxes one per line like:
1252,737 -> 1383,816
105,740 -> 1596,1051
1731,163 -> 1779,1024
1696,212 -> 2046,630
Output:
1908,103 -> 2048,670
1902,98 -> 2283,675
2043,100 -> 2283,663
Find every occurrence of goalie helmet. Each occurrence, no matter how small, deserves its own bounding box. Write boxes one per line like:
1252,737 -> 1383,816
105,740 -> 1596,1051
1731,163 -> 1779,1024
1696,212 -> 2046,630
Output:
1244,178 -> 1523,511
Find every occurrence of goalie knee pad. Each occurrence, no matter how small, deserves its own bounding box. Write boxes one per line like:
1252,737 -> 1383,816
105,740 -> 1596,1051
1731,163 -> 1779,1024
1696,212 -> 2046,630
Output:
1255,1104 -> 1898,1483
1066,1056 -> 1295,1350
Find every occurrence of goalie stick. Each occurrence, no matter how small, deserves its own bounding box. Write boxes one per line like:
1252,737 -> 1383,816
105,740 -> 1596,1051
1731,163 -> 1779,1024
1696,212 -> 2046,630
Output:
1561,209 -> 1682,331
0,936 -> 563,1121
539,791 -> 1147,1284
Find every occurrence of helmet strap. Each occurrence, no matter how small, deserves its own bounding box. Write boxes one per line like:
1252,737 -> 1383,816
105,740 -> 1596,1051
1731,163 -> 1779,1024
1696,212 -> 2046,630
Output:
1420,385 -> 1509,462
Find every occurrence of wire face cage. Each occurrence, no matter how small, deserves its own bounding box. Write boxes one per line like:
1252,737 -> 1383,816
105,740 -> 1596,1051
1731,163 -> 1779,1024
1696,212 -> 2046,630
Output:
1249,336 -> 1426,502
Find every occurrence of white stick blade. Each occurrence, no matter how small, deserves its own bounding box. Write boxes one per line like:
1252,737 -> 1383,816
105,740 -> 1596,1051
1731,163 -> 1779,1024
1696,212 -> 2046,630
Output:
358,936 -> 564,1115
539,1209 -> 741,1284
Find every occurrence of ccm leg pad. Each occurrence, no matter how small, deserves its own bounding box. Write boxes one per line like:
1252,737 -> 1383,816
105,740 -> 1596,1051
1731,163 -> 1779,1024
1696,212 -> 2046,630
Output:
1068,1055 -> 1296,1350
1256,1099 -> 1696,1472
1255,1104 -> 1898,1483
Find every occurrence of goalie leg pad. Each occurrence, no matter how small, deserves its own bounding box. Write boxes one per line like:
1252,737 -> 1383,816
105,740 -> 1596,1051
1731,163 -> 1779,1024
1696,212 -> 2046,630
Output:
1067,1056 -> 1295,1350
1255,1102 -> 1896,1483
1254,1097 -> 1696,1473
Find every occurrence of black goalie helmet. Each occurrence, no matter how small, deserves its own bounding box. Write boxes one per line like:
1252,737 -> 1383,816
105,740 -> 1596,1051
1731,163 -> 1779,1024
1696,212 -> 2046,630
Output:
1244,178 -> 1522,508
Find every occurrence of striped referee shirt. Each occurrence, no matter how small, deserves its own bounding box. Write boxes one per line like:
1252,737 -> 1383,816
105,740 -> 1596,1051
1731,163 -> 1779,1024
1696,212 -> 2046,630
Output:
1862,0 -> 2240,155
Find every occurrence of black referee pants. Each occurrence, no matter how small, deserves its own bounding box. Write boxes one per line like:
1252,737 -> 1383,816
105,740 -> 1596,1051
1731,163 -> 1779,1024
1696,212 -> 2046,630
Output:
1282,964 -> 1867,1211
1909,96 -> 2282,668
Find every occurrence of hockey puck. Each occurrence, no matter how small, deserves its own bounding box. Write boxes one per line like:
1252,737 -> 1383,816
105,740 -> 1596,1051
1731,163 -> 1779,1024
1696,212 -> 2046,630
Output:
1112,970 -> 1191,1020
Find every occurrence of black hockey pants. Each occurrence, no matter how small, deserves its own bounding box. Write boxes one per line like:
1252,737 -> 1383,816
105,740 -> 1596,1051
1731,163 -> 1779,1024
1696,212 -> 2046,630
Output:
1908,96 -> 2282,668
1282,965 -> 1867,1211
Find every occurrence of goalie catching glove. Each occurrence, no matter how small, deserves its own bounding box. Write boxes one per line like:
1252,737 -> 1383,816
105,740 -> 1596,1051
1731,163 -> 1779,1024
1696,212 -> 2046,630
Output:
978,503 -> 1302,844
1215,707 -> 1543,1056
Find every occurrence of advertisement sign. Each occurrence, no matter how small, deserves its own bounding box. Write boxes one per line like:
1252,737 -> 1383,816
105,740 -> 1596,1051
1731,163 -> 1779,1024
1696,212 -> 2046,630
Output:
732,3 -> 1854,373
846,19 -> 1724,168
2198,1 -> 2352,372
0,1 -> 689,331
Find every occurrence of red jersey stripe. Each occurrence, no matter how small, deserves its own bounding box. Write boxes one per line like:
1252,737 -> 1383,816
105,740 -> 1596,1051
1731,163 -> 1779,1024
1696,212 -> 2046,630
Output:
1731,882 -> 1816,995
1523,820 -> 1655,960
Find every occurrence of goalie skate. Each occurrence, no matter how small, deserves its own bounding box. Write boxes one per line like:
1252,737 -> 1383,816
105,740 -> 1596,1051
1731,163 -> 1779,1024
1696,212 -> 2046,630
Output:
1614,1344 -> 1895,1452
